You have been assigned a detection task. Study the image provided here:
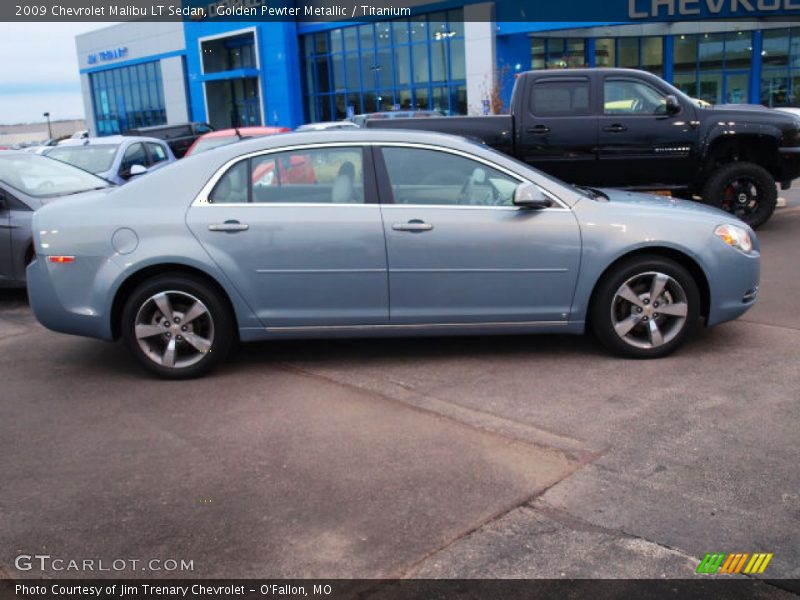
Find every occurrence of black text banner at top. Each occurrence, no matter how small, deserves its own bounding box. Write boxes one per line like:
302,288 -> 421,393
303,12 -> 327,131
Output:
5,0 -> 800,22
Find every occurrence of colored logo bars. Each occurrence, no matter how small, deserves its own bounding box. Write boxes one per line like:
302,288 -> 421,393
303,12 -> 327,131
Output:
696,552 -> 773,575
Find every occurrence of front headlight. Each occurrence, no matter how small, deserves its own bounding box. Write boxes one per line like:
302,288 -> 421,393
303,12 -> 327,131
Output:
715,224 -> 753,254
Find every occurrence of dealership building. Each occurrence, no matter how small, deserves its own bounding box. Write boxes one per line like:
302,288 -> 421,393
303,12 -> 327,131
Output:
75,3 -> 800,135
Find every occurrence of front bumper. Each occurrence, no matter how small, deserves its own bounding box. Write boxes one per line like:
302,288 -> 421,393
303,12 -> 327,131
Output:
704,243 -> 760,327
778,146 -> 800,187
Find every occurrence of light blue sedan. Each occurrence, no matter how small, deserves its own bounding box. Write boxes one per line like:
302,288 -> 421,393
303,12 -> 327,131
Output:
26,130 -> 760,378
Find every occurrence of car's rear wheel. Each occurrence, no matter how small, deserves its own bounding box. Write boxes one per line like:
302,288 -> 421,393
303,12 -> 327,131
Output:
701,161 -> 776,229
121,274 -> 233,378
591,256 -> 701,358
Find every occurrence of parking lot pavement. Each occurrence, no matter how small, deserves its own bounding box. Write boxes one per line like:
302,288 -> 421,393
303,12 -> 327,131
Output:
0,323 -> 577,579
1,206 -> 798,581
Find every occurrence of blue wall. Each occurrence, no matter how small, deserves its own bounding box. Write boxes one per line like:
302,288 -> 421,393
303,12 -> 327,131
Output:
183,21 -> 305,129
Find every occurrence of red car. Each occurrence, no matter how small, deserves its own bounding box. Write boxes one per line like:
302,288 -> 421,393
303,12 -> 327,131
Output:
184,126 -> 289,156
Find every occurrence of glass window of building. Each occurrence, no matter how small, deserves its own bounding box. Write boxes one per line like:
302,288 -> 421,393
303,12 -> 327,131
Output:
673,32 -> 753,104
761,28 -> 793,107
201,31 -> 256,74
302,9 -> 466,120
618,38 -> 639,68
595,38 -> 615,68
90,61 -> 166,135
531,38 -> 586,70
594,37 -> 663,76
641,37 -> 663,75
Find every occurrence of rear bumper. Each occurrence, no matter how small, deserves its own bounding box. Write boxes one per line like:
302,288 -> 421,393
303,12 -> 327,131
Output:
26,258 -> 115,341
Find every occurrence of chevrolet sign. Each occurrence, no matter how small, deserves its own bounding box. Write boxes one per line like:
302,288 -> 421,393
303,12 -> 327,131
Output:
629,0 -> 800,19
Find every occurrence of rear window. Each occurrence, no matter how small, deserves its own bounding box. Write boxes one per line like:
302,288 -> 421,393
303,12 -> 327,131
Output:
530,79 -> 591,117
189,136 -> 239,155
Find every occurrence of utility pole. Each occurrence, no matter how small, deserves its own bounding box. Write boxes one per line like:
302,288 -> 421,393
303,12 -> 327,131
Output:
43,112 -> 52,139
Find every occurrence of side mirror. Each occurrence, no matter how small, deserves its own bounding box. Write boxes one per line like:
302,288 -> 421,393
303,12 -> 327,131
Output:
513,182 -> 552,209
129,164 -> 148,177
665,95 -> 681,115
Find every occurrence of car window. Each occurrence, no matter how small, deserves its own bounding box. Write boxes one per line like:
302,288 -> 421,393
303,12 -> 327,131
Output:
530,80 -> 590,117
251,148 -> 364,204
119,143 -> 147,174
381,147 -> 518,206
604,79 -> 668,115
208,160 -> 249,204
209,147 -> 365,205
147,143 -> 169,165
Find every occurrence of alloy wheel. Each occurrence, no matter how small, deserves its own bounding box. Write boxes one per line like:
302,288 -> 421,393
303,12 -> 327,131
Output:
134,290 -> 215,369
610,271 -> 689,350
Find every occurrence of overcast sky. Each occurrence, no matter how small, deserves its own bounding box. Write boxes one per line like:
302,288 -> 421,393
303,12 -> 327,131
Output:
0,23 -> 117,125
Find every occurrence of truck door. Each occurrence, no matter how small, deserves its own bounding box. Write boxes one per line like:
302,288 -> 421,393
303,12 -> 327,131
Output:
517,75 -> 599,184
597,75 -> 698,187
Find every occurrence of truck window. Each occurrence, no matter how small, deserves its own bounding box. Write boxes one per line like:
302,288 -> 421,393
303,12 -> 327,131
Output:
530,80 -> 590,117
604,79 -> 668,115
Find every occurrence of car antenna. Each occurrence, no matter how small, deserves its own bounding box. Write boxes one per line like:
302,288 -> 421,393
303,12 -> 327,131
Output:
234,127 -> 242,139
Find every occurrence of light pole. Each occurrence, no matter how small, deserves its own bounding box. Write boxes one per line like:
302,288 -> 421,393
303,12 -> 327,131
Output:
43,112 -> 52,140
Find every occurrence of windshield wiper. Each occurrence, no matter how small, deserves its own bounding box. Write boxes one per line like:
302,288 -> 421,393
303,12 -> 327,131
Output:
575,185 -> 608,201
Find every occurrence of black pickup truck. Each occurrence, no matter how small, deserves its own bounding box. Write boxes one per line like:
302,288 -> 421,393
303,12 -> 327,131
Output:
366,68 -> 800,228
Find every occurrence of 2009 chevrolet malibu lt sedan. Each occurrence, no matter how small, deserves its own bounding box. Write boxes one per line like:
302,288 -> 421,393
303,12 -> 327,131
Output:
26,130 -> 760,378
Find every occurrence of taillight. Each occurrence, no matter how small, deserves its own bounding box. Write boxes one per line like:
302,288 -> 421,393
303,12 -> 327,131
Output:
47,256 -> 76,264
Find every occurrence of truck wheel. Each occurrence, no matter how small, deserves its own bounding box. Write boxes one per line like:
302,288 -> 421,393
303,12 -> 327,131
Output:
591,255 -> 701,359
701,162 -> 776,229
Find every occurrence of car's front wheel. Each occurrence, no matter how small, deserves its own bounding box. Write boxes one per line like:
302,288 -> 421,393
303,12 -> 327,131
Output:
591,256 -> 701,358
121,273 -> 234,378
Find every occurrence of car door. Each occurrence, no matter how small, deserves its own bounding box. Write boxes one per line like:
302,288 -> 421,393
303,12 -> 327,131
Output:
376,145 -> 581,325
0,188 -> 12,284
597,76 -> 698,187
0,186 -> 33,284
516,75 -> 599,184
186,145 -> 389,328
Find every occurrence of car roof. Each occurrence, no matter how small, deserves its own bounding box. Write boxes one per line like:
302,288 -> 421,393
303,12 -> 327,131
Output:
53,135 -> 166,147
199,127 -> 289,138
194,129 -> 492,163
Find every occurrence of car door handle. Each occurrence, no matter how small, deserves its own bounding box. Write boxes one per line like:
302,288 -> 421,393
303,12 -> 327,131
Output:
208,221 -> 249,232
603,124 -> 627,133
392,221 -> 434,232
526,125 -> 551,134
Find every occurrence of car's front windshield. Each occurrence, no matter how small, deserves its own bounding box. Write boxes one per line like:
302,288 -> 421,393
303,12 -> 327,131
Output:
45,145 -> 118,174
0,154 -> 111,198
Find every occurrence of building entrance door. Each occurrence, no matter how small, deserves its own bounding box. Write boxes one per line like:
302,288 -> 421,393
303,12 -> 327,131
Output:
205,77 -> 262,129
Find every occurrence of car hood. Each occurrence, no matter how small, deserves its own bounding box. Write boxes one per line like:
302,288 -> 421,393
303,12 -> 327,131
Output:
597,188 -> 738,220
703,103 -> 799,124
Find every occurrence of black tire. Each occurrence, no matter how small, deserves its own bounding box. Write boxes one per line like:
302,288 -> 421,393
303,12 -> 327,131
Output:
121,273 -> 234,379
701,161 -> 777,229
591,255 -> 701,359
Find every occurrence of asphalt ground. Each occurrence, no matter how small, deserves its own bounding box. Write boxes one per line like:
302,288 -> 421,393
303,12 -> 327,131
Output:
0,196 -> 798,582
